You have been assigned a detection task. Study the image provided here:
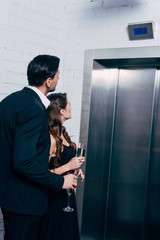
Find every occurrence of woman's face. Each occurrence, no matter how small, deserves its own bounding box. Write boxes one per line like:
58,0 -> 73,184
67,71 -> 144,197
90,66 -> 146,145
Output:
62,99 -> 71,121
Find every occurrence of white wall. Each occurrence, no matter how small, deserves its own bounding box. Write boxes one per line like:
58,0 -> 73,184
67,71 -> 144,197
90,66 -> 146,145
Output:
0,0 -> 65,101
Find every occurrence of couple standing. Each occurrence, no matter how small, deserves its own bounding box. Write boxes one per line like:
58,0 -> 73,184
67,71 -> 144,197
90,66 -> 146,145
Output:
0,55 -> 85,240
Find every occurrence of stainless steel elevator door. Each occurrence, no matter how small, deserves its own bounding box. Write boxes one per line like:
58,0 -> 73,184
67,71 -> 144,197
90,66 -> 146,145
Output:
106,68 -> 156,240
81,67 -> 160,240
145,70 -> 160,240
81,67 -> 119,240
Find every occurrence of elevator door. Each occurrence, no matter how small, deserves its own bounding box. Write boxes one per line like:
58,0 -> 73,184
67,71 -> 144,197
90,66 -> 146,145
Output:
81,66 -> 160,240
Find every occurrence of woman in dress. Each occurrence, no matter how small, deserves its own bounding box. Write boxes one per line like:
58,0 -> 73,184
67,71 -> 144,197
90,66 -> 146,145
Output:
39,93 -> 85,240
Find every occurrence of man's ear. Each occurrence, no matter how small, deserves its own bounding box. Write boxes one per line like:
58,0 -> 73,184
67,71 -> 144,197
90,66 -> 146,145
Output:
45,77 -> 52,88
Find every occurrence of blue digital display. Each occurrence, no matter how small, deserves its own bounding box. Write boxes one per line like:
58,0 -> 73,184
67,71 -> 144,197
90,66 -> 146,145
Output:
133,27 -> 148,35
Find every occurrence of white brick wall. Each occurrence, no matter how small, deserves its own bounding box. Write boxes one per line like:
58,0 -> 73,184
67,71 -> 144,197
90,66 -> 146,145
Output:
0,0 -> 65,101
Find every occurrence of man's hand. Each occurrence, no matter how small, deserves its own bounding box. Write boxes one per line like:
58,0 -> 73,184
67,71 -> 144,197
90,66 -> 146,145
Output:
62,174 -> 77,189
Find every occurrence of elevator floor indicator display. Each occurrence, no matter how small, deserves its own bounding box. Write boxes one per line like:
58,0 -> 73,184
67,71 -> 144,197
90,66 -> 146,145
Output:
128,22 -> 153,40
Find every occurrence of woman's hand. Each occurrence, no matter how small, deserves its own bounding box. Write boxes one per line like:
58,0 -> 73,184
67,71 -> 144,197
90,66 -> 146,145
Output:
67,156 -> 85,170
74,169 -> 85,182
49,157 -> 85,176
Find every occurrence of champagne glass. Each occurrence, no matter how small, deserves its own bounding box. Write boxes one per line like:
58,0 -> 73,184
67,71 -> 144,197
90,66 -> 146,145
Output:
63,172 -> 74,212
75,143 -> 86,178
63,188 -> 74,212
77,143 -> 86,157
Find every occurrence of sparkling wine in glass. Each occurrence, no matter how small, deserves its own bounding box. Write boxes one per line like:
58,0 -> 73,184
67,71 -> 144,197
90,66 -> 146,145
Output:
75,143 -> 86,178
77,143 -> 86,157
63,188 -> 74,212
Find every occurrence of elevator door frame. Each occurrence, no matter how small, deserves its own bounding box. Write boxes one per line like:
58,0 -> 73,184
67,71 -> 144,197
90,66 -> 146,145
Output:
76,47 -> 160,238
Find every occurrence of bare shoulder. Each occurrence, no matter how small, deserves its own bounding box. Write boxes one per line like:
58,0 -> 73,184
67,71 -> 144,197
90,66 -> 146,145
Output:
50,134 -> 56,146
49,134 -> 56,157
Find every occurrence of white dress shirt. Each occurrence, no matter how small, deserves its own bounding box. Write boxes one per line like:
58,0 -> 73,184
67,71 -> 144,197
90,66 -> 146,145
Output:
27,86 -> 50,109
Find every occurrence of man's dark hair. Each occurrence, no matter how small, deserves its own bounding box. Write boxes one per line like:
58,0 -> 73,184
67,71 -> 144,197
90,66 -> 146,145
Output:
27,55 -> 60,86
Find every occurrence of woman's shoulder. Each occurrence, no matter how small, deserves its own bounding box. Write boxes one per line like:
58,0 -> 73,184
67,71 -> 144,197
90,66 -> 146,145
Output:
50,134 -> 56,145
49,134 -> 57,157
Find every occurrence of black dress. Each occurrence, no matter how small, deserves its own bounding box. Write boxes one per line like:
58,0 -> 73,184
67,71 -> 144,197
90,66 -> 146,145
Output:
39,145 -> 80,240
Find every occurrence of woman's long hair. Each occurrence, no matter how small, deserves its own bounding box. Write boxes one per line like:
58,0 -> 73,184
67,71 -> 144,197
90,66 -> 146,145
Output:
47,93 -> 76,167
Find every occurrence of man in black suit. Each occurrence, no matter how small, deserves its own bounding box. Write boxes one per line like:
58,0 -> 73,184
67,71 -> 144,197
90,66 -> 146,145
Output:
0,55 -> 78,240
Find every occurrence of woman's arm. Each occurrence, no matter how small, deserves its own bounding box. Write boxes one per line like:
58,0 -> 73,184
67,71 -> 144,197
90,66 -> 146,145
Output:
49,134 -> 85,175
49,134 -> 56,161
49,134 -> 71,174
50,156 -> 85,175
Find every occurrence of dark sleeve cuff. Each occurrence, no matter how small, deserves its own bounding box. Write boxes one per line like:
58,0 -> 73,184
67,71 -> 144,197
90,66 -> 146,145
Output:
49,172 -> 64,191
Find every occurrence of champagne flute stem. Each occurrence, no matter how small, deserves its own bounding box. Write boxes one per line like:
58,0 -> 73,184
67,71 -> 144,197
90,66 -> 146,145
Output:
67,195 -> 70,207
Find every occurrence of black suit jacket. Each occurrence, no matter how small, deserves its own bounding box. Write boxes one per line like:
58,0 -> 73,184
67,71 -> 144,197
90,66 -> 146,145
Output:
0,87 -> 64,215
